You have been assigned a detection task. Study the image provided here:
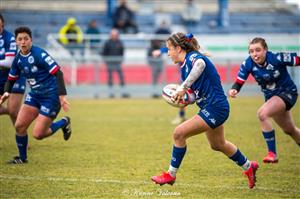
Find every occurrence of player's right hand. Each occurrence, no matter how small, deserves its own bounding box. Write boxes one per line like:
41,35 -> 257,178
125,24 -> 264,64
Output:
0,92 -> 10,105
228,89 -> 238,98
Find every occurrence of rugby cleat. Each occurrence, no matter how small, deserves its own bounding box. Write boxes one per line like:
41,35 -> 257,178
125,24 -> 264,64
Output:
263,151 -> 278,163
62,116 -> 72,141
151,172 -> 176,186
7,156 -> 28,164
243,161 -> 259,189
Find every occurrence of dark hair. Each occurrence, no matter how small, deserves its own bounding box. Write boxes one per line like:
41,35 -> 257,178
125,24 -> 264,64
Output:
15,26 -> 32,39
0,14 -> 4,24
249,37 -> 268,50
167,32 -> 200,53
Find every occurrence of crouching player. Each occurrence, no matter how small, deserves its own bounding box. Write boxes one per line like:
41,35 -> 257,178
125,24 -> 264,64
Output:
0,26 -> 72,164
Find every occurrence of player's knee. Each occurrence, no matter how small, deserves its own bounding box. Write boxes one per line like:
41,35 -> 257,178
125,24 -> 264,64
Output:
257,109 -> 268,121
173,127 -> 185,142
14,123 -> 26,135
33,133 -> 44,140
8,110 -> 18,122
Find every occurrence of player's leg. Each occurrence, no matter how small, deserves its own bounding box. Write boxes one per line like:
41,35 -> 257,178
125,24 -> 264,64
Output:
273,110 -> 300,145
151,115 -> 208,185
32,94 -> 71,141
8,104 -> 39,164
205,126 -> 258,189
257,96 -> 286,162
7,93 -> 23,124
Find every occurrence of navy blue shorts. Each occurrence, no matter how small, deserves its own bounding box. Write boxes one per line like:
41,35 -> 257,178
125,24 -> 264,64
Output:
266,92 -> 298,111
277,92 -> 298,111
198,103 -> 230,129
24,92 -> 61,118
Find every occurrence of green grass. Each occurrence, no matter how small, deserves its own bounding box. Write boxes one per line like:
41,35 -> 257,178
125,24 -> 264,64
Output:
0,97 -> 299,199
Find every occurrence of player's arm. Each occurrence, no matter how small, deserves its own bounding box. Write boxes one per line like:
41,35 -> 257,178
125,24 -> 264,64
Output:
53,69 -> 69,112
277,52 -> 300,67
0,75 -> 18,105
173,59 -> 205,102
228,62 -> 249,98
0,53 -> 15,69
181,59 -> 205,90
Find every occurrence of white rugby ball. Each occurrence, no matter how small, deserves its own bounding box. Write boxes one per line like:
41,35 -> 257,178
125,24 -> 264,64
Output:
162,84 -> 196,108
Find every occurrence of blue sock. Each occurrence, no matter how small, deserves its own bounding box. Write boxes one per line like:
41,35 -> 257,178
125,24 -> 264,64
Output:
50,119 -> 67,134
16,134 -> 28,160
263,130 -> 276,154
179,109 -> 185,118
229,149 -> 247,166
170,145 -> 187,168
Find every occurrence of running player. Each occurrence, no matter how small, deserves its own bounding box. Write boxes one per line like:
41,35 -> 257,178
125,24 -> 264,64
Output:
228,37 -> 300,163
0,26 -> 72,164
0,14 -> 26,125
151,32 -> 258,189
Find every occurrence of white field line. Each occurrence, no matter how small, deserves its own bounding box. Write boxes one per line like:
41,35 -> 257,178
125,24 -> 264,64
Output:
0,174 -> 299,193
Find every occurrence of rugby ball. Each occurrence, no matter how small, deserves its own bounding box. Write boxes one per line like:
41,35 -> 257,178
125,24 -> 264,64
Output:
162,84 -> 196,108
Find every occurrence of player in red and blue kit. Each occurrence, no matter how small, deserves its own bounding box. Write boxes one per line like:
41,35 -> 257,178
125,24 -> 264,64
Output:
0,14 -> 26,125
0,26 -> 72,164
151,32 -> 258,189
229,37 -> 300,163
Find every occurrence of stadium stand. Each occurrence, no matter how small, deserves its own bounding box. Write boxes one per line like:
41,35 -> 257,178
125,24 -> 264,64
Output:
2,0 -> 299,47
1,0 -> 299,97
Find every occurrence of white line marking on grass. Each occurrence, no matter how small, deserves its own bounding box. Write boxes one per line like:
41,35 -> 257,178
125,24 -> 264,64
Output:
0,174 -> 299,193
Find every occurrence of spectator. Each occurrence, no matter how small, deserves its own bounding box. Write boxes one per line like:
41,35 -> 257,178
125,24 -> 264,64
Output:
147,20 -> 171,98
85,19 -> 101,53
181,0 -> 202,31
101,29 -> 129,98
59,17 -> 84,59
112,0 -> 138,33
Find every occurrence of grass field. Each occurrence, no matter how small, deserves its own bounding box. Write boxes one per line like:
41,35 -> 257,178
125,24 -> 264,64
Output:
0,97 -> 299,199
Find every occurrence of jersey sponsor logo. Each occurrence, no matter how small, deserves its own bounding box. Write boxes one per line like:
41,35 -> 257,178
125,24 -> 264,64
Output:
252,66 -> 258,71
266,82 -> 276,90
41,106 -> 50,114
13,83 -> 20,89
27,78 -> 37,86
201,108 -> 210,117
41,52 -> 47,58
25,94 -> 32,102
24,66 -> 30,74
282,52 -> 291,62
28,56 -> 34,64
209,118 -> 216,125
273,70 -> 280,78
9,42 -> 17,50
45,56 -> 54,65
266,64 -> 274,70
189,53 -> 197,62
50,111 -> 57,117
31,65 -> 38,73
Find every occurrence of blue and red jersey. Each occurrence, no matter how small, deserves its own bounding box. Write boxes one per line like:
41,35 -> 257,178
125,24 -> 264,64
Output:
9,45 -> 60,95
236,51 -> 299,100
180,51 -> 228,108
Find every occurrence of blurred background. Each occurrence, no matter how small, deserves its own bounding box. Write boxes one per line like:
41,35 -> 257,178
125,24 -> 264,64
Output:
2,0 -> 300,98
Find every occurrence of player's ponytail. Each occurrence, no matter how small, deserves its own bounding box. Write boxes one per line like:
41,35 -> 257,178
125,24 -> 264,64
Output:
168,32 -> 209,56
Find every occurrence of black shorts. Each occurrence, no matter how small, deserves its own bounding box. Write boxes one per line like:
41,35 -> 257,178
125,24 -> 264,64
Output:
277,92 -> 298,111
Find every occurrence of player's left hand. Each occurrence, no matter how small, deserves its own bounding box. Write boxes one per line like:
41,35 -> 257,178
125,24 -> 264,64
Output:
171,85 -> 185,104
59,95 -> 70,112
0,92 -> 10,105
